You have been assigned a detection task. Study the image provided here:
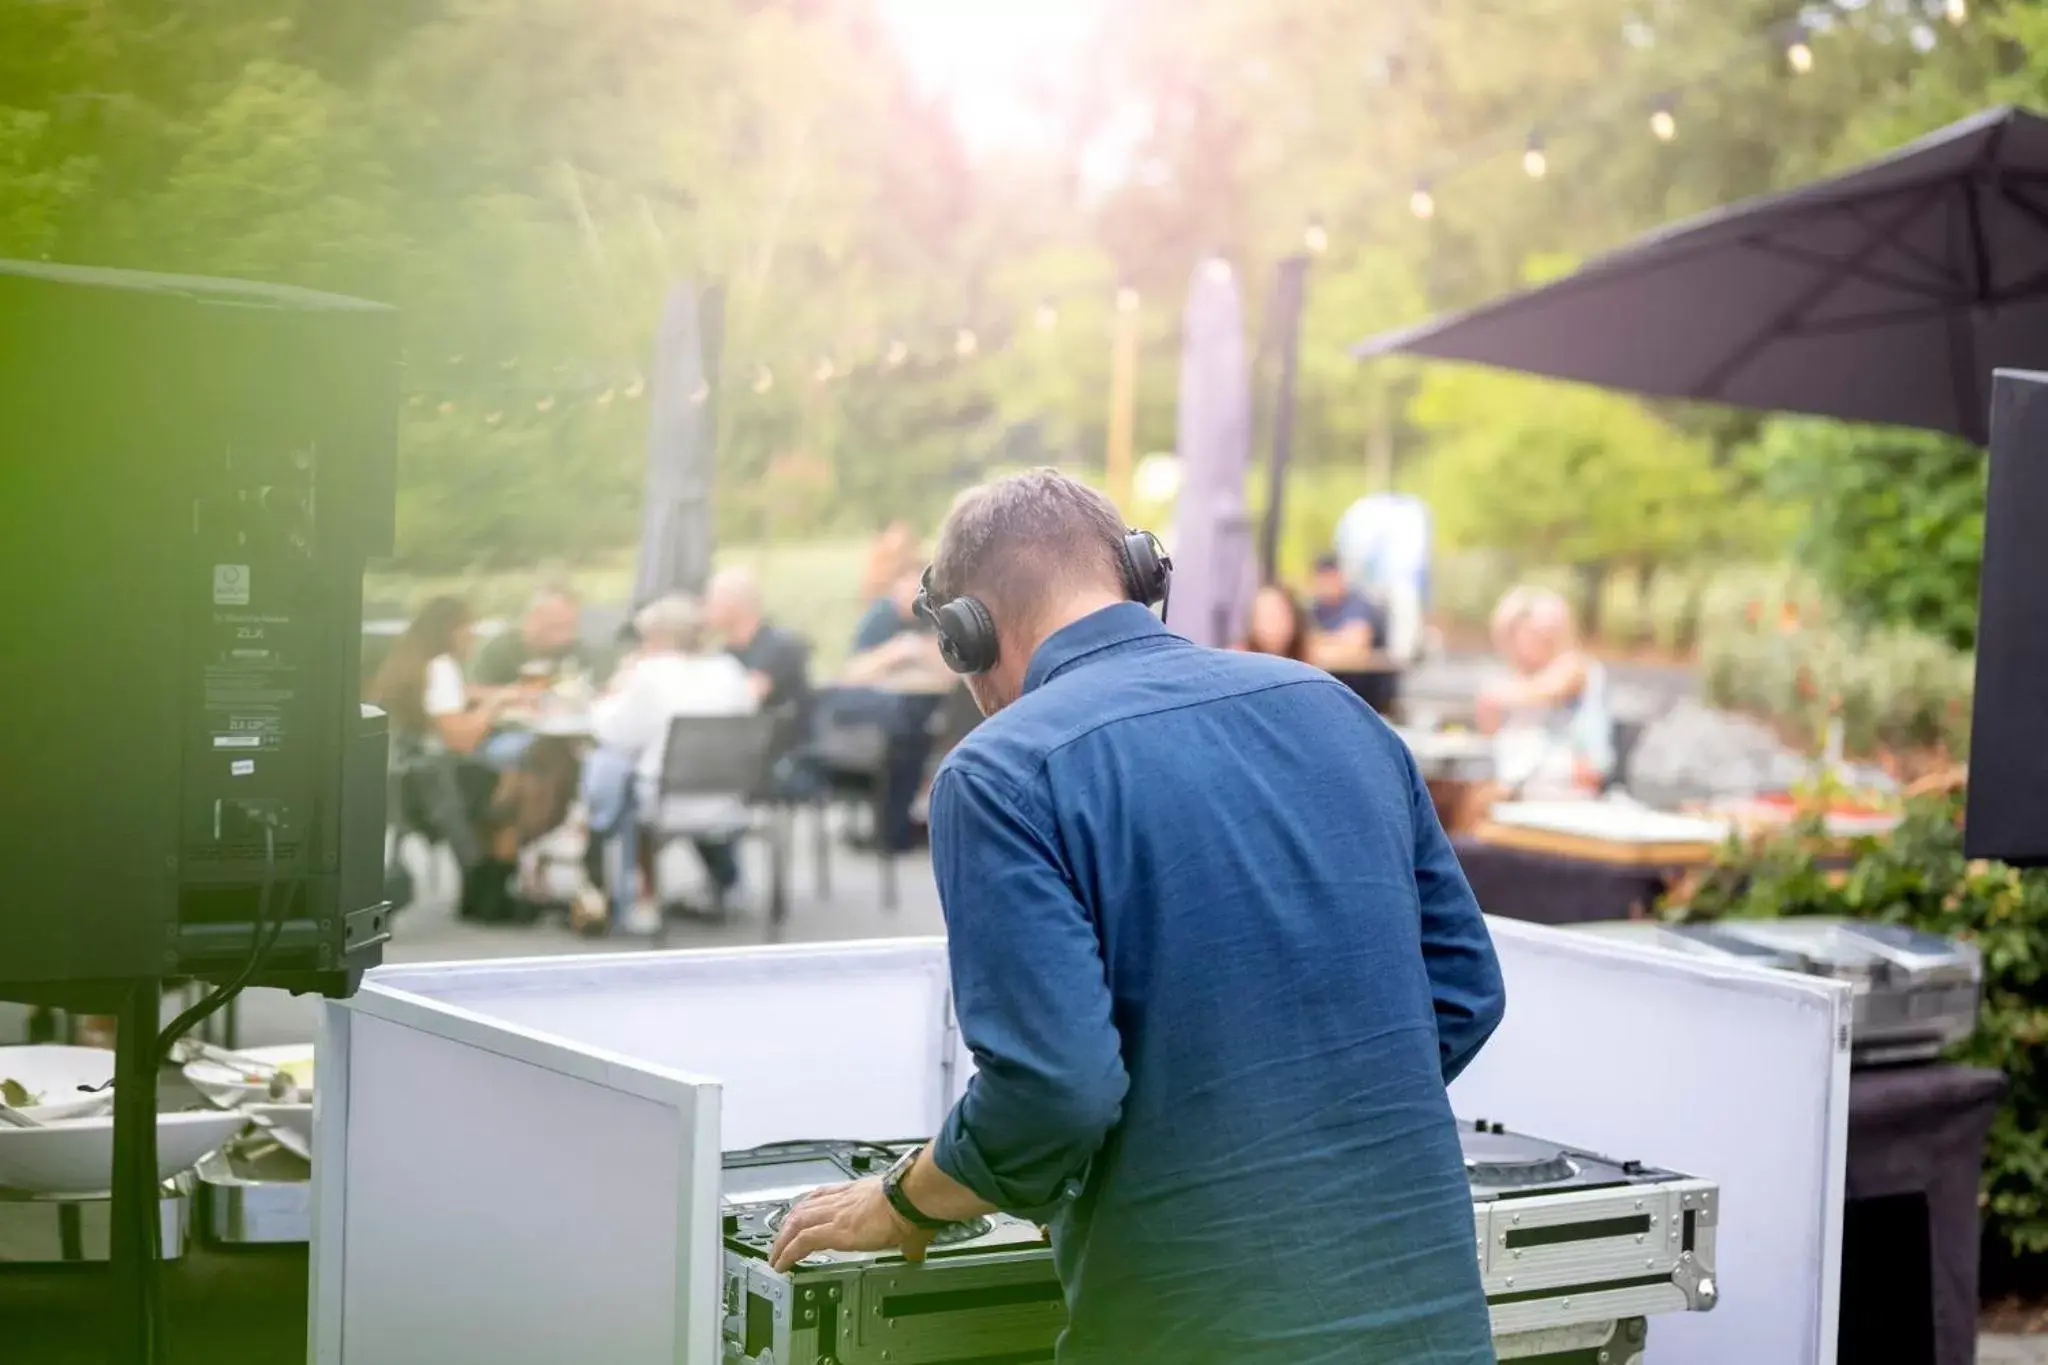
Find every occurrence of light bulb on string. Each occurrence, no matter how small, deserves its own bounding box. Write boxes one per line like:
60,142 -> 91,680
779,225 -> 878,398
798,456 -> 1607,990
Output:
535,395 -> 555,413
485,410 -> 503,426
1945,0 -> 1966,22
597,387 -> 616,406
1522,133 -> 1547,179
1650,100 -> 1677,142
1036,300 -> 1059,332
1786,27 -> 1814,74
813,357 -> 837,384
1409,181 -> 1435,220
1116,286 -> 1140,314
1304,219 -> 1329,255
622,375 -> 645,399
752,366 -> 774,395
1203,257 -> 1233,283
688,381 -> 710,406
955,327 -> 978,358
437,400 -> 455,415
885,339 -> 909,369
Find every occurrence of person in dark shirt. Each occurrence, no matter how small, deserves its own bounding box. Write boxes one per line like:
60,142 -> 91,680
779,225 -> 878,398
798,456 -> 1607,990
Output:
471,585 -> 587,686
770,470 -> 1505,1365
1309,550 -> 1387,653
850,568 -> 924,653
705,566 -> 812,722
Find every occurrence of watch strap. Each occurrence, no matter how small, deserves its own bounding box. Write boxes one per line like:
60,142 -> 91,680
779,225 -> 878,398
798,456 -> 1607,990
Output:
882,1150 -> 949,1231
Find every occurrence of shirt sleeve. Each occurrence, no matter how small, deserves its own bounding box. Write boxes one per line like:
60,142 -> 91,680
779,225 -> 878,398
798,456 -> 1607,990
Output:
1403,744 -> 1506,1085
591,663 -> 652,754
423,656 -> 467,719
851,601 -> 903,653
928,766 -> 1129,1222
470,633 -> 521,686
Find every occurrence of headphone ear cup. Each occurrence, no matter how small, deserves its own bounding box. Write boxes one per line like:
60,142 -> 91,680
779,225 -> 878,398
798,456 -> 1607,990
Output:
1121,529 -> 1171,607
935,596 -> 999,674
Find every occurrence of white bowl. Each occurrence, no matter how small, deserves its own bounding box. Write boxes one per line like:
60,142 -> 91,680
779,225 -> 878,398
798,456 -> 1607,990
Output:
183,1044 -> 316,1109
0,1111 -> 248,1196
0,1045 -> 116,1122
246,1103 -> 313,1161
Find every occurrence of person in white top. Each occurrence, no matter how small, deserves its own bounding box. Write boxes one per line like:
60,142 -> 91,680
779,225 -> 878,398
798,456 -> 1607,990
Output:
582,593 -> 759,933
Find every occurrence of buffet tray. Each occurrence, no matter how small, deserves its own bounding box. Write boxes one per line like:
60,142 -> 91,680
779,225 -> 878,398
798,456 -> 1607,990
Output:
0,1180 -> 190,1263
195,1136 -> 311,1247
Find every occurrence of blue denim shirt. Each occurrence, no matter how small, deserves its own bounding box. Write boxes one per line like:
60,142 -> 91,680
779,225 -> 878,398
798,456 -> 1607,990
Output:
929,604 -> 1504,1365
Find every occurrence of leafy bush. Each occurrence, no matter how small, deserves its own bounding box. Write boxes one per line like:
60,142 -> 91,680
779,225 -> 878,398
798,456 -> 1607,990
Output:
1699,616 -> 1973,760
1748,419 -> 1986,651
1668,791 -> 2048,1258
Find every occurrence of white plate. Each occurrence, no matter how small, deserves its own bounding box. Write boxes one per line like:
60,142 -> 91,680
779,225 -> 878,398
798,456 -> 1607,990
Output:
246,1103 -> 313,1161
0,1110 -> 248,1196
1489,800 -> 1733,845
183,1044 -> 316,1109
0,1046 -> 116,1123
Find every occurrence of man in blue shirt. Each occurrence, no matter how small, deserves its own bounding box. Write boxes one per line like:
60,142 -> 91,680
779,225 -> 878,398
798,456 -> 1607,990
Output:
1309,550 -> 1388,654
772,471 -> 1505,1364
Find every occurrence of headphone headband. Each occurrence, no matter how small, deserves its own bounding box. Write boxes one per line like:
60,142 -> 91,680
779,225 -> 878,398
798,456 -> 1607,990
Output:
916,528 -> 1173,676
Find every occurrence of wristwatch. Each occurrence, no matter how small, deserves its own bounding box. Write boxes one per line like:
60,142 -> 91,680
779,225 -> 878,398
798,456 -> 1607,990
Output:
881,1148 -> 950,1231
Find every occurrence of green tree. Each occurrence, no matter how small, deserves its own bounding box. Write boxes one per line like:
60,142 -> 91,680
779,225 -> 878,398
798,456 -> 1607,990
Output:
1749,419 -> 1985,651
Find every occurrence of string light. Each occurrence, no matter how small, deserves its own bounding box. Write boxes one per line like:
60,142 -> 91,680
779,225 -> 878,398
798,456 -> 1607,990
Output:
1304,219 -> 1329,255
813,357 -> 837,383
535,395 -> 555,413
1522,133 -> 1548,179
622,375 -> 645,399
752,366 -> 774,395
1786,27 -> 1814,74
885,339 -> 909,369
597,387 -> 615,406
1945,0 -> 1967,23
437,400 -> 454,415
498,356 -> 519,370
1650,100 -> 1677,142
955,327 -> 979,357
1203,257 -> 1234,283
1116,286 -> 1140,314
688,381 -> 710,406
484,410 -> 503,426
1036,299 -> 1059,332
1410,181 -> 1435,220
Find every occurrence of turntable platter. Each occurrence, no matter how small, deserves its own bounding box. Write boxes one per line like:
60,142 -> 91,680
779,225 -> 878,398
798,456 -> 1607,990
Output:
1462,1130 -> 1579,1189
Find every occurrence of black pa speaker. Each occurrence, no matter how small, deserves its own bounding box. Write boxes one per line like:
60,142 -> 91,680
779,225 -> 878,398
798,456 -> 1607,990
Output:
1965,369 -> 2048,863
0,261 -> 398,1001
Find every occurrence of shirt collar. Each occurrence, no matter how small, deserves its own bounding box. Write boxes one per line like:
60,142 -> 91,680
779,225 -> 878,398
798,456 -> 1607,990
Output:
1022,602 -> 1170,696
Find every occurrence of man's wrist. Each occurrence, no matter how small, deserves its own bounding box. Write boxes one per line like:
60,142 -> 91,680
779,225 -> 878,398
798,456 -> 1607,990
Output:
882,1150 -> 950,1230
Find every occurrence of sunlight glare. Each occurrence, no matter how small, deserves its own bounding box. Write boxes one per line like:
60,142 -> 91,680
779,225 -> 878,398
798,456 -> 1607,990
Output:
881,0 -> 1104,148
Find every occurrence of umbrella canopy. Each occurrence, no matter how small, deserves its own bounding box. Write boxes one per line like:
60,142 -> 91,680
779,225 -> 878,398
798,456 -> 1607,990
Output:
1354,106 -> 2048,443
631,281 -> 722,611
1171,258 -> 1256,648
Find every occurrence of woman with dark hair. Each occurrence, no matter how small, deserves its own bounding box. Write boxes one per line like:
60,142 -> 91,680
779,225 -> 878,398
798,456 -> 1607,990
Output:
1239,583 -> 1314,662
368,596 -> 536,922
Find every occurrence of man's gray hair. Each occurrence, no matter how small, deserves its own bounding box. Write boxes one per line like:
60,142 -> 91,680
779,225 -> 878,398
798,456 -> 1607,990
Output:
634,593 -> 707,651
706,565 -> 761,613
931,468 -> 1128,626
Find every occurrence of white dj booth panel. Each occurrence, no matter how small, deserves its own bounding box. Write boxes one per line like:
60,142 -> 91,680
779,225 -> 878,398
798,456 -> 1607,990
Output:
314,929 -> 1847,1365
1452,915 -> 1853,1365
313,941 -> 956,1365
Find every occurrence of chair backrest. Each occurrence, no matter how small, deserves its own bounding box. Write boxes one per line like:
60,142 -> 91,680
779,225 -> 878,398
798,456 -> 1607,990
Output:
927,684 -> 983,758
657,713 -> 780,799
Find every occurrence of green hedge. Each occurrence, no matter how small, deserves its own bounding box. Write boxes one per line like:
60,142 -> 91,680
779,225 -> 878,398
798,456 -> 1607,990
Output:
1668,792 -> 2048,1258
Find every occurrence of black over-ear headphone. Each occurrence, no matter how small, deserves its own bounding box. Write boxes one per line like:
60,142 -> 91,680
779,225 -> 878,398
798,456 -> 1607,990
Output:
915,529 -> 1173,676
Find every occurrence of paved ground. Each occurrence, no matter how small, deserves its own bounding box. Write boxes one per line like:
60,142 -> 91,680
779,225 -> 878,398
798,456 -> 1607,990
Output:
1983,1335 -> 2048,1363
231,812 -> 949,1047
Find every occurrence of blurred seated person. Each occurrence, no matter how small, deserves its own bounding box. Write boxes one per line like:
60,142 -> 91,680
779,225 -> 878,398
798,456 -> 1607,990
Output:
366,595 -> 532,922
1306,551 -> 1387,671
1238,583 -> 1313,662
1475,586 -> 1614,799
706,567 -> 816,794
821,565 -> 953,853
581,594 -> 759,934
858,519 -> 917,606
472,583 -> 587,687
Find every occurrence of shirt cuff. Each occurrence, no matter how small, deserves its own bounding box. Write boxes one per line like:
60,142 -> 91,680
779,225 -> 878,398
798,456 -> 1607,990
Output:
931,1104 -> 1086,1227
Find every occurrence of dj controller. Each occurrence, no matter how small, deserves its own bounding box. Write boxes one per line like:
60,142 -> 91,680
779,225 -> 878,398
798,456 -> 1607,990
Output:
720,1121 -> 1718,1365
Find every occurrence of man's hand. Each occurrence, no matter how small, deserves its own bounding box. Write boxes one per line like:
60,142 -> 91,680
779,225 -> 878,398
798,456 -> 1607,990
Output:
768,1178 -> 935,1272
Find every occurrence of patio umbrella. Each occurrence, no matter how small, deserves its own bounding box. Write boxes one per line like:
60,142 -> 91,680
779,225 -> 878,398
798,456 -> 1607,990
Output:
1171,257 -> 1256,648
631,280 -> 723,610
1353,106 -> 2048,443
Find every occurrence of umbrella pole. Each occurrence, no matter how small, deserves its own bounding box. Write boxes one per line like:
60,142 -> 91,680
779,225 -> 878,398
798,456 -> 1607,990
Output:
1258,255 -> 1309,582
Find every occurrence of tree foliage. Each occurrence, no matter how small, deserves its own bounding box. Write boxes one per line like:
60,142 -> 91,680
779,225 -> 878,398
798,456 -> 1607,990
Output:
1748,419 -> 1986,651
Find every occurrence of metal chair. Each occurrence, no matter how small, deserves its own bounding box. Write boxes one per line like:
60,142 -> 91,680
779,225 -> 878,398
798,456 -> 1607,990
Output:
809,715 -> 898,911
646,713 -> 790,930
